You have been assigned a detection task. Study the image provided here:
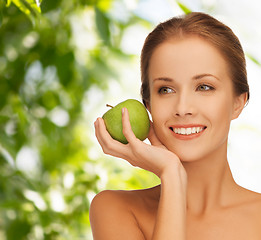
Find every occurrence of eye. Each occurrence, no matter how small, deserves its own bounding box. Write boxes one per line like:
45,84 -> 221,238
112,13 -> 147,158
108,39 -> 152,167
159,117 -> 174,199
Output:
158,87 -> 175,94
196,84 -> 215,91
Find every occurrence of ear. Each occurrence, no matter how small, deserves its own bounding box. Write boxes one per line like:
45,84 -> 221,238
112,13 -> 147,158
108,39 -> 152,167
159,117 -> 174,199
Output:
232,93 -> 248,120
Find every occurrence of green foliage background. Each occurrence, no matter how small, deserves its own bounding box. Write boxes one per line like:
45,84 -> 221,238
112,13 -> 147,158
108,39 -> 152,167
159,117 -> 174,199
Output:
2,0 -> 259,239
0,0 -> 162,239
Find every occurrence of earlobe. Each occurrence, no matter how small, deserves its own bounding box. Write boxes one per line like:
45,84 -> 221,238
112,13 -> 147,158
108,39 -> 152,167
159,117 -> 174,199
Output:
232,93 -> 248,120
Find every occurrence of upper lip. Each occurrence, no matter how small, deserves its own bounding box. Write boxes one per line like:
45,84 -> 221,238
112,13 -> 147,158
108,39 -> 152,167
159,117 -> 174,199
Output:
169,124 -> 207,129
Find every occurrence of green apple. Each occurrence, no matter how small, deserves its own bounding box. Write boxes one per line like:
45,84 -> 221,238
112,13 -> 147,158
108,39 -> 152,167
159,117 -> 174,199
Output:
102,99 -> 150,144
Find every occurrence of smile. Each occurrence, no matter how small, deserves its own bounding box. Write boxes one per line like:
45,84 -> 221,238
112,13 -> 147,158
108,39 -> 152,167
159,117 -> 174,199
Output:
170,126 -> 206,135
169,125 -> 207,140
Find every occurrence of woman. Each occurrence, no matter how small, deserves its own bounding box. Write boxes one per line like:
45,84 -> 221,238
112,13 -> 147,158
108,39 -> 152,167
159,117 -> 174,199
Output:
90,12 -> 261,239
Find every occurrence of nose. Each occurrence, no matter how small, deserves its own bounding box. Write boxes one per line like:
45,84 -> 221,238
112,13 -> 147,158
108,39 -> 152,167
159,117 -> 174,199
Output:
174,91 -> 195,117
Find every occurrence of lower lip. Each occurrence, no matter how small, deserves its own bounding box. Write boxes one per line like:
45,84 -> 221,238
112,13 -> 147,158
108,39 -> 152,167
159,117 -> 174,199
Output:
170,128 -> 206,140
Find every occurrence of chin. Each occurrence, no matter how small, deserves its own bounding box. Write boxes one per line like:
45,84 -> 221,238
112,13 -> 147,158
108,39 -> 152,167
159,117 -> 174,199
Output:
165,145 -> 207,163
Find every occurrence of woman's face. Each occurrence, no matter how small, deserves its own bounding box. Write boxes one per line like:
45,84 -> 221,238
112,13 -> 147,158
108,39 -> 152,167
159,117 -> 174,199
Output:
148,36 -> 245,162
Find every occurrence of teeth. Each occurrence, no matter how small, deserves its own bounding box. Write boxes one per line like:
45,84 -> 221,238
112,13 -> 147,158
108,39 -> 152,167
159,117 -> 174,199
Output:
172,127 -> 205,135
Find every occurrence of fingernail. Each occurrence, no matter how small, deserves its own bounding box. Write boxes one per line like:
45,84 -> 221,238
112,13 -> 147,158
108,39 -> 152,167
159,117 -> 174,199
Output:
94,118 -> 100,125
122,108 -> 125,114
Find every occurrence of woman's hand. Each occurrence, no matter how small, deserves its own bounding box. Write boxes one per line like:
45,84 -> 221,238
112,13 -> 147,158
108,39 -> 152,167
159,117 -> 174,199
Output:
94,107 -> 182,178
94,107 -> 188,240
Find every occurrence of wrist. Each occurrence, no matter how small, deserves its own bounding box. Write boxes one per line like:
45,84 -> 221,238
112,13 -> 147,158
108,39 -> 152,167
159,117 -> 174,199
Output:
160,161 -> 187,188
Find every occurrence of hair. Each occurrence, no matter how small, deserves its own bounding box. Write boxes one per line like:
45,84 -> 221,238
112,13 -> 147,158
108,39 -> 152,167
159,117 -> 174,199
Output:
140,12 -> 249,107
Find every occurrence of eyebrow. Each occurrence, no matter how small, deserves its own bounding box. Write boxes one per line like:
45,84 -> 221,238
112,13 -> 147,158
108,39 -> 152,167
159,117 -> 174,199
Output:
152,77 -> 173,83
193,73 -> 220,81
152,73 -> 220,83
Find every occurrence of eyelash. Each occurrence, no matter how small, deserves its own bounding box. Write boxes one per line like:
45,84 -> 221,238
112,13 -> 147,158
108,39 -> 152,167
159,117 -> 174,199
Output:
196,84 -> 215,91
158,84 -> 215,95
158,87 -> 175,94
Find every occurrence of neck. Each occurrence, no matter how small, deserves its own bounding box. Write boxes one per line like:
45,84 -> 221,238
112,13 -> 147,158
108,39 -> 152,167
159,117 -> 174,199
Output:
182,141 -> 238,216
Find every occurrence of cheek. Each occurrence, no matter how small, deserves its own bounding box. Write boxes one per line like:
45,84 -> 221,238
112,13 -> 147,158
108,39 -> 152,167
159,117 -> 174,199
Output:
150,94 -> 172,117
151,106 -> 167,126
150,99 -> 170,134
205,95 -> 234,131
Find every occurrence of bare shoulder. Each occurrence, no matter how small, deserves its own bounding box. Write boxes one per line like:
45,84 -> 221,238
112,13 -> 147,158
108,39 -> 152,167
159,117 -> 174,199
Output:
90,186 -> 159,212
239,186 -> 261,208
89,186 -> 160,240
247,189 -> 261,212
242,188 -> 261,236
236,186 -> 261,224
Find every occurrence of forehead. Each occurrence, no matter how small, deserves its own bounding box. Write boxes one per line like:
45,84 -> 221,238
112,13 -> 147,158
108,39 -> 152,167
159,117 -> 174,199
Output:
148,36 -> 230,82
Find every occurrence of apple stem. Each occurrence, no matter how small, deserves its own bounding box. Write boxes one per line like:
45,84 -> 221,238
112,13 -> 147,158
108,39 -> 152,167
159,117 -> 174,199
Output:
106,104 -> 114,109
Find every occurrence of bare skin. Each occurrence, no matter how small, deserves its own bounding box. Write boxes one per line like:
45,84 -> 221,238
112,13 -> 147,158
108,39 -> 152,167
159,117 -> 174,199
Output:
90,37 -> 261,239
91,184 -> 261,240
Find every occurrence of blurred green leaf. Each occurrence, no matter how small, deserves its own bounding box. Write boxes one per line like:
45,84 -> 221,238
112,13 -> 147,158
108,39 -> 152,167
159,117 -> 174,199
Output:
56,52 -> 75,87
0,1 -> 155,239
96,0 -> 112,12
12,0 -> 41,16
176,0 -> 192,14
95,7 -> 111,45
246,53 -> 261,66
40,0 -> 61,13
6,0 -> 12,7
6,218 -> 31,240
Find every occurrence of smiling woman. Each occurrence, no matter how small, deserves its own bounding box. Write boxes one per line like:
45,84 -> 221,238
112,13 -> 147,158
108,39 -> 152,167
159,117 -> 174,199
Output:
147,36 -> 245,162
91,12 -> 261,240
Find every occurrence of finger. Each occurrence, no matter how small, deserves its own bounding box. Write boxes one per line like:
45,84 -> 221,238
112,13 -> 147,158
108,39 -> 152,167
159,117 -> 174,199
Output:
121,107 -> 138,144
94,117 -> 132,159
94,118 -> 110,149
94,117 -> 119,151
95,118 -> 142,167
148,121 -> 165,147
